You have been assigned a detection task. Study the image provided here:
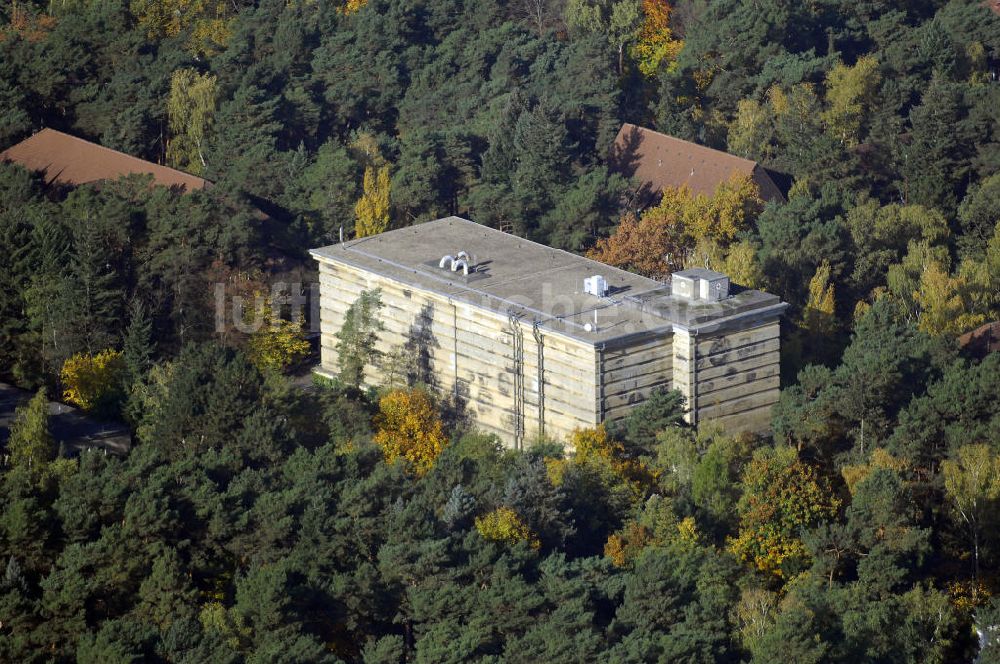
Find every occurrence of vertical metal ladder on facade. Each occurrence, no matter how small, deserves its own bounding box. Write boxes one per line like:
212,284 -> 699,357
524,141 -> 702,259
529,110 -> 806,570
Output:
508,312 -> 525,450
532,320 -> 545,441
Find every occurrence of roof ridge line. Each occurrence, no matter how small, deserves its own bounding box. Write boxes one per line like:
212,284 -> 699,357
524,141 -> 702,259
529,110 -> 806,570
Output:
619,123 -> 760,169
25,128 -> 212,185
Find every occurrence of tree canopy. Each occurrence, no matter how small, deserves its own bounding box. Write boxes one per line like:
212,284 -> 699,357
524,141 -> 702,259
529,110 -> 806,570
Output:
2,0 -> 1000,660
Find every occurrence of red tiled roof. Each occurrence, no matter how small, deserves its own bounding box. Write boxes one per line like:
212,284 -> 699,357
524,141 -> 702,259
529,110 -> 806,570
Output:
0,128 -> 210,192
985,0 -> 1000,16
958,321 -> 1000,357
609,123 -> 785,204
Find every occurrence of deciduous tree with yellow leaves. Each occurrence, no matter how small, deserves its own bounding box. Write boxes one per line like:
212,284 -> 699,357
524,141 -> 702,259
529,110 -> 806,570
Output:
727,97 -> 772,161
4,388 -> 75,488
630,0 -> 683,77
373,388 -> 447,475
338,0 -> 369,13
841,448 -> 907,495
662,174 -> 763,246
802,260 -> 837,338
732,587 -> 779,653
603,494 -> 692,567
914,260 -> 985,337
943,444 -> 1000,581
720,239 -> 765,289
166,68 -> 216,175
589,174 -> 763,279
728,447 -> 839,578
475,506 -> 541,549
5,388 -> 55,473
355,165 -> 391,238
821,56 -> 881,147
130,0 -> 233,55
567,424 -> 658,504
246,294 -> 310,374
60,349 -> 127,414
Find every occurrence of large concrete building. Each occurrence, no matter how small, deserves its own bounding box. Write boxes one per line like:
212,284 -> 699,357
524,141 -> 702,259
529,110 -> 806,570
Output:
311,217 -> 787,448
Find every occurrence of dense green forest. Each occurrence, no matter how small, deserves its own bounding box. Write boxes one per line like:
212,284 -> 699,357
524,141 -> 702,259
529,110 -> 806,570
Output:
3,0 -> 1000,661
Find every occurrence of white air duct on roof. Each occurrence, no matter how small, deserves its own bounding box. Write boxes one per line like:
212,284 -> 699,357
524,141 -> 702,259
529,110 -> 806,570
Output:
440,251 -> 473,275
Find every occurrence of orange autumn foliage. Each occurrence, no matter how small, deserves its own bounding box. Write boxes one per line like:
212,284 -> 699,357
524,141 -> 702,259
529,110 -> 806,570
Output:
589,174 -> 763,279
632,0 -> 683,77
5,6 -> 57,43
587,211 -> 686,279
604,495 -> 696,568
605,521 -> 653,567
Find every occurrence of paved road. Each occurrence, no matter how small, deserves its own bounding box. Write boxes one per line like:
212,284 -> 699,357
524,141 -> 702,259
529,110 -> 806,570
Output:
0,382 -> 131,457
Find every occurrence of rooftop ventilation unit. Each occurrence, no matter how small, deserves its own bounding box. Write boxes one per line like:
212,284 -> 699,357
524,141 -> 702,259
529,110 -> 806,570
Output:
584,275 -> 609,298
439,251 -> 474,275
670,268 -> 730,302
671,273 -> 696,300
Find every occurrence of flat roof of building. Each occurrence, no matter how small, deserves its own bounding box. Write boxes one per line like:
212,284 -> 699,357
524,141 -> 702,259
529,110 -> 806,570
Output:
1,128 -> 210,192
311,217 -> 785,345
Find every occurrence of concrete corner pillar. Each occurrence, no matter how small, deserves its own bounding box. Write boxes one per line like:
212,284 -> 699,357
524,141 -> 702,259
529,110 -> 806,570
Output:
671,326 -> 698,426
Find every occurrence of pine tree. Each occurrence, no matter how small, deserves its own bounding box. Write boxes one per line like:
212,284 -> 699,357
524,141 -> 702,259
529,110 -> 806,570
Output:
122,298 -> 154,388
899,76 -> 970,211
0,555 -> 39,660
617,388 -> 686,455
0,167 -> 46,378
469,91 -> 529,232
206,84 -> 282,196
335,289 -> 385,386
23,212 -> 74,373
442,485 -> 477,529
136,548 -> 198,626
511,99 -> 571,213
70,222 -> 124,355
